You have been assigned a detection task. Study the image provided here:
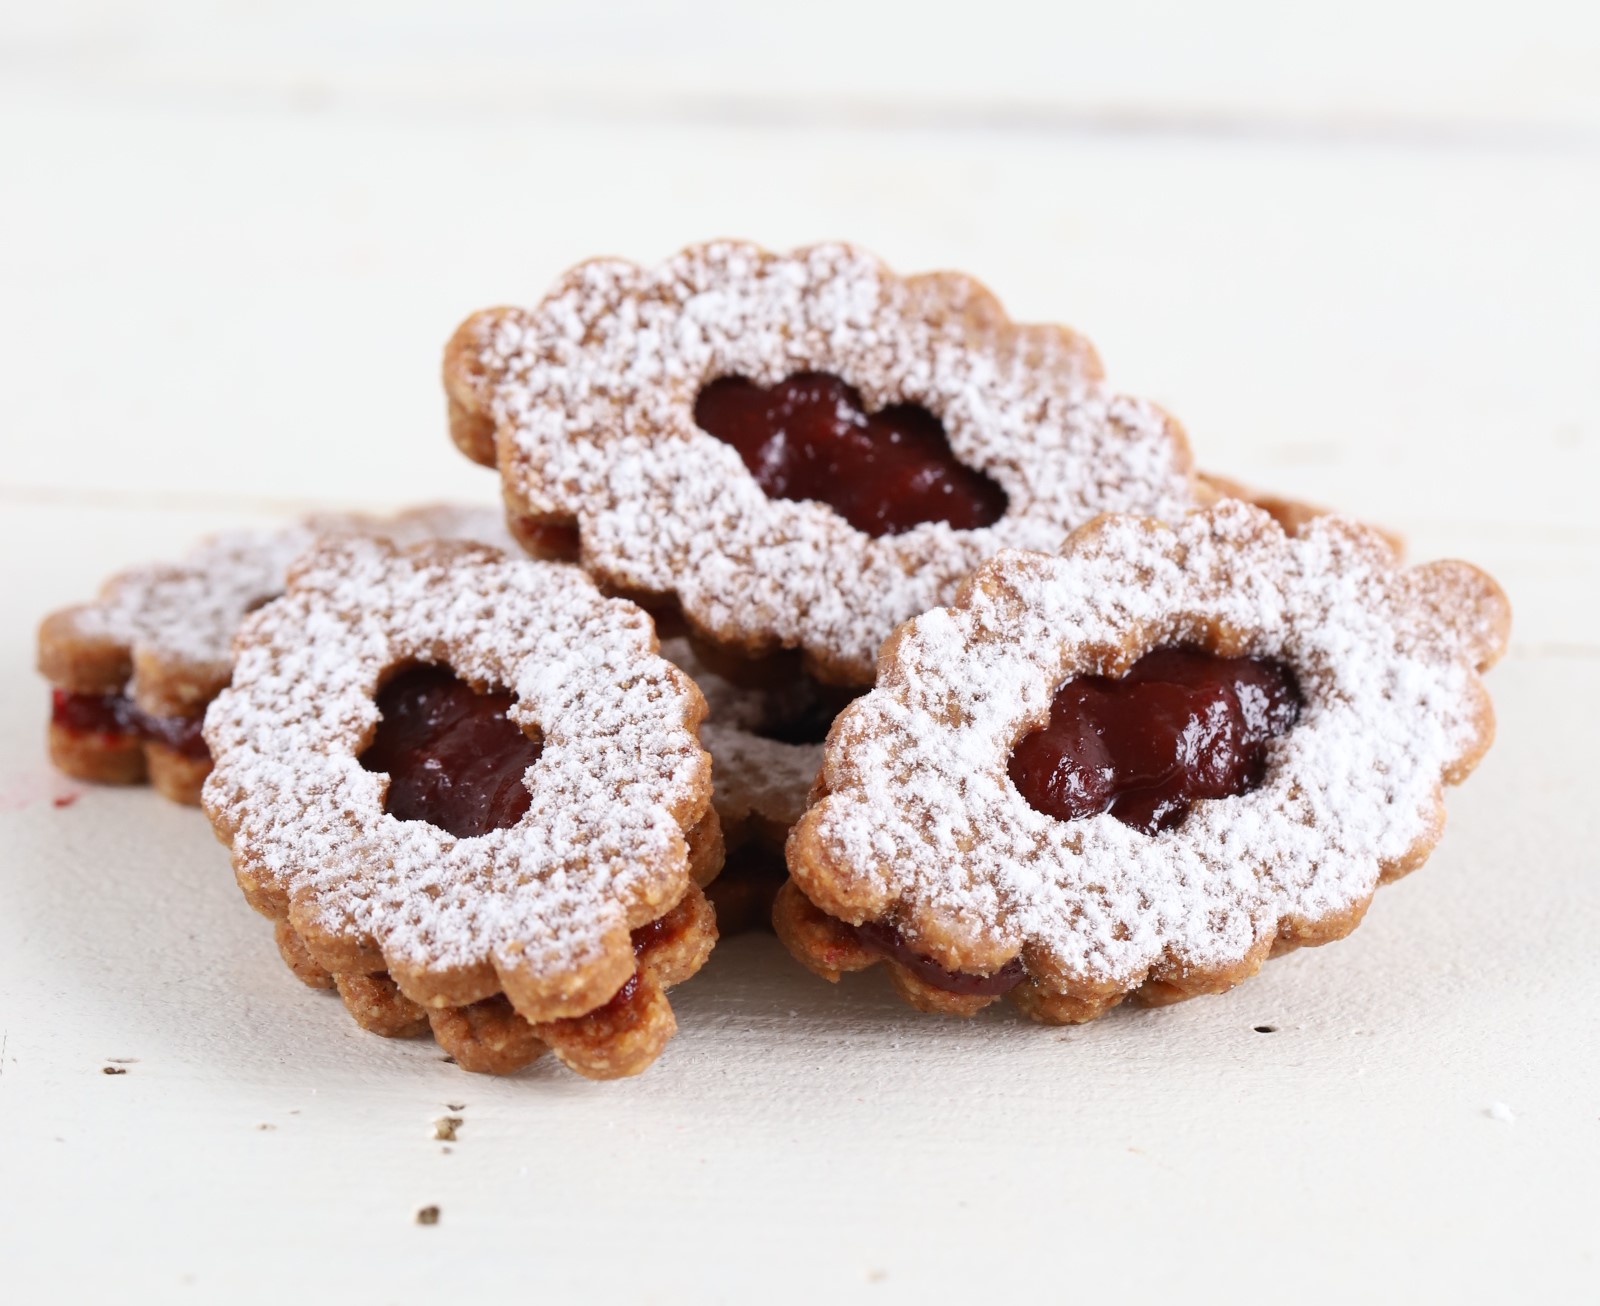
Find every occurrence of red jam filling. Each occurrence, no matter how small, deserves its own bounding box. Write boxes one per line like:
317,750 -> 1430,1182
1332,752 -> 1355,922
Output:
852,920 -> 1027,997
597,972 -> 640,1012
1008,646 -> 1302,835
50,688 -> 209,759
359,664 -> 542,839
628,909 -> 685,958
694,372 -> 1008,537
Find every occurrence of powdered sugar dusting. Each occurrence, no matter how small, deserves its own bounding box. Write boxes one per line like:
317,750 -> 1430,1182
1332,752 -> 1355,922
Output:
202,538 -> 709,985
659,636 -> 820,835
461,241 -> 1201,681
55,504 -> 515,704
799,502 -> 1508,986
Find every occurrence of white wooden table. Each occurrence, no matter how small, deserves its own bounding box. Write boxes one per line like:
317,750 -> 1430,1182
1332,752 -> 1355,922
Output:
4,4 -> 1597,1300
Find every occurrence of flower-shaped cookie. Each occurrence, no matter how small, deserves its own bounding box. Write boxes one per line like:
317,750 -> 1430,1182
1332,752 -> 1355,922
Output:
1195,471 -> 1404,555
444,240 -> 1204,684
202,536 -> 721,1077
38,504 -> 516,804
779,501 -> 1509,1021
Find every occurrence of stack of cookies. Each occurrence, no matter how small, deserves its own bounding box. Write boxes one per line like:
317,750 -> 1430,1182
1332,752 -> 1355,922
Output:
39,242 -> 1510,1078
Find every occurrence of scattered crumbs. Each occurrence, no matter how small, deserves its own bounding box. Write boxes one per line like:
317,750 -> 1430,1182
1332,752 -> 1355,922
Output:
867,1269 -> 888,1283
440,1146 -> 453,1155
101,1066 -> 127,1076
52,792 -> 79,808
1486,1102 -> 1516,1124
416,1205 -> 440,1226
1253,1025 -> 1278,1034
257,1123 -> 276,1131
433,1116 -> 463,1141
445,1103 -> 466,1112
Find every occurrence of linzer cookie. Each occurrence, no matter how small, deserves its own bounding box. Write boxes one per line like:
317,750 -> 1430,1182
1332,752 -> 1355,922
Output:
37,504 -> 516,804
1195,471 -> 1404,555
443,240 -> 1206,685
659,636 -> 856,933
201,535 -> 721,1078
271,855 -> 720,1075
778,501 -> 1508,1021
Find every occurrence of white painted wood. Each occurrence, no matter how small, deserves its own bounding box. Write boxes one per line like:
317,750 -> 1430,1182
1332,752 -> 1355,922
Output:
9,0 -> 1600,134
2,93 -> 1595,537
3,5 -> 1597,1298
4,551 -> 1596,1298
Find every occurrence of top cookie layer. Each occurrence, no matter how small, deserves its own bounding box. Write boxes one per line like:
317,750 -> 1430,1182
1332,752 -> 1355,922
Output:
37,504 -> 515,714
445,240 -> 1202,683
202,537 -> 712,1019
789,501 -> 1510,988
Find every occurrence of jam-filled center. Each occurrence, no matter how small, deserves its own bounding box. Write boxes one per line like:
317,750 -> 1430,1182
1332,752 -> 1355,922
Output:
694,372 -> 1008,538
1008,646 -> 1302,835
359,664 -> 542,839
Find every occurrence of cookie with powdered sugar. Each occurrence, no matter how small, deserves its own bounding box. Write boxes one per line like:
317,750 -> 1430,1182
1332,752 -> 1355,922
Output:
777,501 -> 1508,1021
657,635 -> 859,934
443,240 -> 1207,685
202,536 -> 722,1078
1194,471 -> 1405,555
37,503 -> 517,804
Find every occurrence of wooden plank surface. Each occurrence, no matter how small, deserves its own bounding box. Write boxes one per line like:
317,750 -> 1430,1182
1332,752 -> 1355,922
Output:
3,4 -> 1597,1300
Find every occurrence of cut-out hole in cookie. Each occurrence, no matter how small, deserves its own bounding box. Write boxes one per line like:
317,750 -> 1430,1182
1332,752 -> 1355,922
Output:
680,631 -> 867,742
694,372 -> 1008,538
360,664 -> 542,838
752,673 -> 866,746
1008,646 -> 1302,835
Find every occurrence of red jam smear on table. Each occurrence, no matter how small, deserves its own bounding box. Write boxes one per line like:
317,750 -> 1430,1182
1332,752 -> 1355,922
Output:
852,920 -> 1027,997
694,372 -> 1008,538
50,688 -> 209,759
1008,646 -> 1302,835
359,664 -> 542,839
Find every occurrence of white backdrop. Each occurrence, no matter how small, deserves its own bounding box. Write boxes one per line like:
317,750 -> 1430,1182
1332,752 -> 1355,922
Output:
3,3 -> 1598,1301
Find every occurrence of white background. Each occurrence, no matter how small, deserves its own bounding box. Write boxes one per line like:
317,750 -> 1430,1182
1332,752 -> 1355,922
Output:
2,2 -> 1598,1300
